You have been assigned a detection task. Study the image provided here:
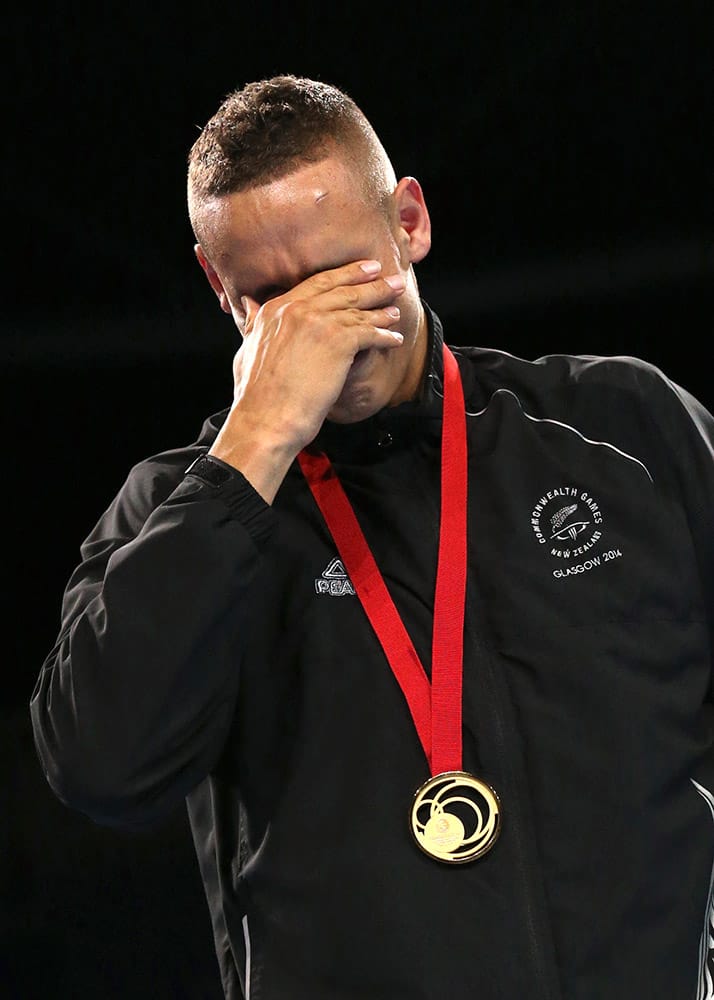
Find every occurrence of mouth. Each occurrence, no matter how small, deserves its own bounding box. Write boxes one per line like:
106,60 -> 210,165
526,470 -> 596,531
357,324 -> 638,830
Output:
351,348 -> 370,368
344,348 -> 372,381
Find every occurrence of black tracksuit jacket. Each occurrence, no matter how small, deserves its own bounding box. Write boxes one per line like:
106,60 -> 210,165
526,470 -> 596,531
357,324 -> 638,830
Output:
31,306 -> 714,999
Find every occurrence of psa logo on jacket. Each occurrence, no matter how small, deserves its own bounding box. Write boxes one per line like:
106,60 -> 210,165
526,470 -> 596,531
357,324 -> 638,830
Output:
530,485 -> 622,579
314,558 -> 356,597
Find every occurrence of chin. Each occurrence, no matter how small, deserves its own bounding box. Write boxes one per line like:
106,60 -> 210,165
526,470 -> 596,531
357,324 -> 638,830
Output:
327,384 -> 386,424
327,350 -> 398,423
327,400 -> 382,425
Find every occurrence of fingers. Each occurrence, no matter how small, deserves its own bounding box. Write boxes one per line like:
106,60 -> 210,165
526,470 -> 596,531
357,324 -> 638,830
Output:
294,260 -> 406,310
241,262 -> 405,334
353,326 -> 404,353
361,304 -> 402,330
301,258 -> 386,294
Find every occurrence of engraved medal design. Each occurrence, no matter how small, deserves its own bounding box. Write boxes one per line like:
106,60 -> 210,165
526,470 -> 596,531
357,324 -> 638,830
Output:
411,771 -> 501,863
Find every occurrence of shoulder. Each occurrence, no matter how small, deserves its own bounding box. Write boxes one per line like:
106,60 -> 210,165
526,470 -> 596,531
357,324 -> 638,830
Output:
455,343 -> 673,401
453,344 -> 713,486
452,343 -> 702,429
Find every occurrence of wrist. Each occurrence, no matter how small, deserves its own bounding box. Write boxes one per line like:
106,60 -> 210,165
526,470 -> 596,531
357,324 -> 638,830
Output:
208,414 -> 300,504
184,453 -> 237,487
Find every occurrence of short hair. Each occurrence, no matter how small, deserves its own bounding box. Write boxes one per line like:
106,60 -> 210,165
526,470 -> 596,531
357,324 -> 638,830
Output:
187,74 -> 397,246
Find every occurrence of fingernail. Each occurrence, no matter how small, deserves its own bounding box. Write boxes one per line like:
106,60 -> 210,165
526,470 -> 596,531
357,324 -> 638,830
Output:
384,274 -> 406,290
360,260 -> 382,274
385,306 -> 400,318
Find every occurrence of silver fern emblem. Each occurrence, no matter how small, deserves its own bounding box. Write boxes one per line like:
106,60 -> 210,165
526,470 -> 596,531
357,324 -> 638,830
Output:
549,503 -> 590,542
550,504 -> 578,531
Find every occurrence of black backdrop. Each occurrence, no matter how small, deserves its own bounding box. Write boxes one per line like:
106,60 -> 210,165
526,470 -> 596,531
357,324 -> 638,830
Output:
3,4 -> 713,998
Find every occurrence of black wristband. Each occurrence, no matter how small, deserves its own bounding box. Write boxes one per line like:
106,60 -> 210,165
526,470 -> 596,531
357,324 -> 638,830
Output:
184,454 -> 235,487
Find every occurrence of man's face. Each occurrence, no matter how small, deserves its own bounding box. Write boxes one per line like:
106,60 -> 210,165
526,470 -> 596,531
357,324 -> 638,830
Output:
195,155 -> 431,423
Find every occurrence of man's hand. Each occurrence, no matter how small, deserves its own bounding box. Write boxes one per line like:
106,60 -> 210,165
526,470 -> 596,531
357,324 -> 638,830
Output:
232,258 -> 405,447
208,259 -> 405,502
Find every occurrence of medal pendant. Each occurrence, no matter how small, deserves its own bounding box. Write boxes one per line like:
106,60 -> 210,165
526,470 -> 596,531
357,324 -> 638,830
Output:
410,771 -> 501,864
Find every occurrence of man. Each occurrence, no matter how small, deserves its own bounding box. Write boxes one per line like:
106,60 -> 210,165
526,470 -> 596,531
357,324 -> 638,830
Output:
31,75 -> 714,999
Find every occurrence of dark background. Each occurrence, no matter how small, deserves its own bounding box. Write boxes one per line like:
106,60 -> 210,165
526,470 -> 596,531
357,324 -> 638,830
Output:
3,3 -> 712,997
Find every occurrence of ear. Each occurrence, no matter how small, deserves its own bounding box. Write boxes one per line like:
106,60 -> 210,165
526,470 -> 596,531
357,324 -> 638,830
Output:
393,177 -> 431,265
194,244 -> 232,314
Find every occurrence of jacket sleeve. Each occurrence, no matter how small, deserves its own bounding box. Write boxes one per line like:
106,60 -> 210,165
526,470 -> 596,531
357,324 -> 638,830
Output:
602,358 -> 714,679
656,373 -> 714,682
30,456 -> 277,830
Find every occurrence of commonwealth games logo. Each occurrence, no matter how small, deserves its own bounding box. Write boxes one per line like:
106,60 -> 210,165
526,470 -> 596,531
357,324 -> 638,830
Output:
530,485 -> 604,560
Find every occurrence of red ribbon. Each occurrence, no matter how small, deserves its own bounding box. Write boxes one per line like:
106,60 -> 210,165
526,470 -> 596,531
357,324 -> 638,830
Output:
298,344 -> 467,775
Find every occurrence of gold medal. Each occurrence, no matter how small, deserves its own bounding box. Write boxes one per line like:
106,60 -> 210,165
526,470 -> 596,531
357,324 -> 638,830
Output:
410,771 -> 501,864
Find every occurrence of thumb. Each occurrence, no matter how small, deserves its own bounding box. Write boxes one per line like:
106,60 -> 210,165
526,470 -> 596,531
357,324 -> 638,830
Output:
240,295 -> 260,334
231,345 -> 248,404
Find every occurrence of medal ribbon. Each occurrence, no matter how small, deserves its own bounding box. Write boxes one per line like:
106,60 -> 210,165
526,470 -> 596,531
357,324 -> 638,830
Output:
297,344 -> 467,775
